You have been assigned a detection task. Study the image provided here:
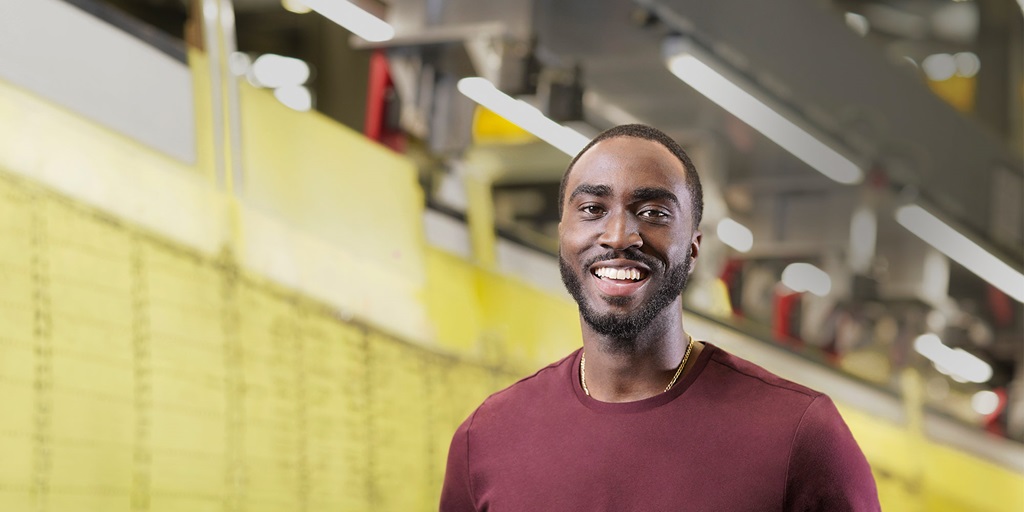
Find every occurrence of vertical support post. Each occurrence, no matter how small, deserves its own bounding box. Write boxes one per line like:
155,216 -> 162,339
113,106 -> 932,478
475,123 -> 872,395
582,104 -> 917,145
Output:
464,164 -> 495,272
195,0 -> 244,195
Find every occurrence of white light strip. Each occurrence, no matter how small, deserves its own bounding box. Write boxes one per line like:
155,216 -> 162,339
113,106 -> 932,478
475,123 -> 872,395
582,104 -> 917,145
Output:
914,334 -> 993,384
457,77 -> 590,156
303,0 -> 394,42
716,217 -> 753,252
896,204 -> 1024,303
667,54 -> 862,185
781,262 -> 832,297
252,54 -> 310,88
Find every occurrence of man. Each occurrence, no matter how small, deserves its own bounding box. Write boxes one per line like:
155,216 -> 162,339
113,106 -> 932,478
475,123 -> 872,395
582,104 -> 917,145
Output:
440,124 -> 880,511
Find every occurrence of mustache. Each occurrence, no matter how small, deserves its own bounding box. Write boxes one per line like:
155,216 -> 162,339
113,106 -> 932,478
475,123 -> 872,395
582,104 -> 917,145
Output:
582,248 -> 662,271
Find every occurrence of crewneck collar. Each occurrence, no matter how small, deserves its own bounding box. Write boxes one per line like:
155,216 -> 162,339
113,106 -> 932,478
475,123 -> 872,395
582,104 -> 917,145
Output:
570,342 -> 716,413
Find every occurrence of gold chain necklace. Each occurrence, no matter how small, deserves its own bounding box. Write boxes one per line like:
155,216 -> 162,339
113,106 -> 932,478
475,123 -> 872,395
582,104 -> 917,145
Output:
581,334 -> 695,396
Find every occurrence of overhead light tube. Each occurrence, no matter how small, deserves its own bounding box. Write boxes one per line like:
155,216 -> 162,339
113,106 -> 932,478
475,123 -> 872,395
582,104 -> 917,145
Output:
914,333 -> 993,384
717,217 -> 753,252
664,39 -> 863,185
896,204 -> 1024,303
303,0 -> 394,42
781,262 -> 832,297
457,77 -> 590,156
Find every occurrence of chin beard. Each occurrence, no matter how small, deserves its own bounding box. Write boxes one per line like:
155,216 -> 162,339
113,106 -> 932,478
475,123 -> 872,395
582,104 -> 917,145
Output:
559,250 -> 692,351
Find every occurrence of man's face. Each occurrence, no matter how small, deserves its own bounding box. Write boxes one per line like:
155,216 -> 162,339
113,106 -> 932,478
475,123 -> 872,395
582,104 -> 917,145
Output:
558,137 -> 701,345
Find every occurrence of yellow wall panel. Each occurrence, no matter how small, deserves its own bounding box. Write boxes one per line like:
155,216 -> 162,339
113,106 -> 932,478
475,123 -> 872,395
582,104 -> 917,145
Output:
50,391 -> 133,447
0,490 -> 32,512
0,426 -> 32,486
145,271 -> 221,312
0,340 -> 34,386
425,248 -> 484,353
48,493 -> 131,512
0,177 -> 31,230
148,305 -> 222,344
923,442 -> 1024,512
368,334 -> 434,511
477,270 -> 581,366
50,352 -> 133,404
49,280 -> 132,328
839,405 -> 920,480
0,301 -> 33,346
48,313 -> 131,358
303,316 -> 371,510
148,335 -> 221,373
149,369 -> 225,415
149,451 -> 224,496
48,439 -> 133,491
149,410 -> 223,455
0,236 -> 31,269
149,494 -> 222,512
240,85 -> 425,283
46,254 -> 132,302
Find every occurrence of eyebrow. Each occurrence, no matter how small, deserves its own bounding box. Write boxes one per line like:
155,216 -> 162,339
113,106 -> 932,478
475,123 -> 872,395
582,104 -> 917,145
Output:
567,183 -> 611,204
631,187 -> 679,208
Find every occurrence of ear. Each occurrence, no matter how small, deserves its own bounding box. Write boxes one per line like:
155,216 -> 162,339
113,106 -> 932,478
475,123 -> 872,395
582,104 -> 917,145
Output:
689,230 -> 702,272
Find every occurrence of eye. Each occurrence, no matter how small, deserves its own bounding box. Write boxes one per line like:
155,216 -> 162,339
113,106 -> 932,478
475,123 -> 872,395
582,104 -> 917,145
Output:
579,204 -> 605,217
638,209 -> 670,219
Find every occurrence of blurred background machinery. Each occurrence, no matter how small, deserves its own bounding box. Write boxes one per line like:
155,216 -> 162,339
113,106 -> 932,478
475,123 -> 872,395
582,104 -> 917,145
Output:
0,0 -> 1022,510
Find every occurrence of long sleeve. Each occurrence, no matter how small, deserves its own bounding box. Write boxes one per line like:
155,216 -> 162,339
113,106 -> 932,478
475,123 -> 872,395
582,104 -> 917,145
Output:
440,416 -> 477,512
784,395 -> 881,511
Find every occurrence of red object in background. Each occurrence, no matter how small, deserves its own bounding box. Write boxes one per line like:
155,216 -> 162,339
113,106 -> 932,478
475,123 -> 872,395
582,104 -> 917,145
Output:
984,388 -> 1008,437
719,259 -> 744,316
772,287 -> 803,347
364,49 -> 405,152
986,284 -> 1014,328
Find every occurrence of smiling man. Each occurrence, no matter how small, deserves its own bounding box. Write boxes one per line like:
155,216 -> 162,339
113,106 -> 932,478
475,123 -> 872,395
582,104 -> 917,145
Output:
440,124 -> 880,511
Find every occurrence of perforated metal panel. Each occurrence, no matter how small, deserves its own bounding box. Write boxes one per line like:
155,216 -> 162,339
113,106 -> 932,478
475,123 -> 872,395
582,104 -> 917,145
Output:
0,171 -> 518,511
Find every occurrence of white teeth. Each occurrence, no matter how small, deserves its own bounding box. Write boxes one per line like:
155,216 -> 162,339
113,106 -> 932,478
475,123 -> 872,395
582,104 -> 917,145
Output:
595,267 -> 643,281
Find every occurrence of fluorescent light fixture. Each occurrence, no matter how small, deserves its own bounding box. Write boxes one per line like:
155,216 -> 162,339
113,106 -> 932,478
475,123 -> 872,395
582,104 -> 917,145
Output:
914,333 -> 993,384
717,218 -> 753,252
304,0 -> 394,42
665,43 -> 863,185
971,390 -> 999,415
844,12 -> 870,37
252,54 -> 310,88
922,53 -> 956,81
457,77 -> 590,156
896,204 -> 1024,302
274,85 -> 312,112
953,52 -> 980,78
781,262 -> 832,297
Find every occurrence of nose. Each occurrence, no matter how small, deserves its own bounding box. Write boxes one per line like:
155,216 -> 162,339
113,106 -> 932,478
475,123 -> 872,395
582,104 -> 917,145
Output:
598,210 -> 643,250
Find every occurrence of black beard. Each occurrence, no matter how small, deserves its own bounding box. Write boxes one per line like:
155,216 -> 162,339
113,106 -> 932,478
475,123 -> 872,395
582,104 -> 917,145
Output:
559,248 -> 692,351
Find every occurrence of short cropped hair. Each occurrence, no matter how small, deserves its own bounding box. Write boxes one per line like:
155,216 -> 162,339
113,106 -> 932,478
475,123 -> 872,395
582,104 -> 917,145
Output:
558,124 -> 703,228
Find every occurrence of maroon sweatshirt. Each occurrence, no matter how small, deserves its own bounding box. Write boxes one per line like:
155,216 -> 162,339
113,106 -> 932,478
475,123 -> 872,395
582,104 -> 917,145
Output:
441,343 -> 880,511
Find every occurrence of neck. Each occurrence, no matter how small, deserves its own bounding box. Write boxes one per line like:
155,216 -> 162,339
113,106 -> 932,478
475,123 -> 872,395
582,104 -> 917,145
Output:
580,301 -> 698,402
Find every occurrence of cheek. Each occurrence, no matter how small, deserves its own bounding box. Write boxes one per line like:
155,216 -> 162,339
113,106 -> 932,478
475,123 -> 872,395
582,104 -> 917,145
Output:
560,221 -> 596,253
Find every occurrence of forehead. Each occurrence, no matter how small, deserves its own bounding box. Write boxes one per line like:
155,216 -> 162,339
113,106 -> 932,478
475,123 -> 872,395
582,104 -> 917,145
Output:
566,137 -> 689,197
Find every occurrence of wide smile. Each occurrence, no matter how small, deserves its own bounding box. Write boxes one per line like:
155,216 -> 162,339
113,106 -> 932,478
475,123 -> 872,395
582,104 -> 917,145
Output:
589,260 -> 651,298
